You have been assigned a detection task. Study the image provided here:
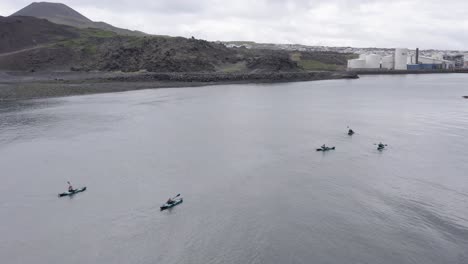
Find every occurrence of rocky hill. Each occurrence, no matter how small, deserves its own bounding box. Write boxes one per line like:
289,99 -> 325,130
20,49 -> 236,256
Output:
0,2 -> 351,73
0,16 -> 80,53
11,2 -> 145,36
0,14 -> 301,72
0,29 -> 300,73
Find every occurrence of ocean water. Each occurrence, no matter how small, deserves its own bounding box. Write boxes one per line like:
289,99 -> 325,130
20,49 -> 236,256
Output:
1,74 -> 467,264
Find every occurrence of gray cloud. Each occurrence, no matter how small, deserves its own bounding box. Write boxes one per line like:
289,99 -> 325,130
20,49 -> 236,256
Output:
2,0 -> 467,50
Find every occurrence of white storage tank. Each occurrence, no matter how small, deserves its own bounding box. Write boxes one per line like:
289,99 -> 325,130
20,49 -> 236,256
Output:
382,55 -> 394,69
347,59 -> 366,69
394,48 -> 408,70
365,54 -> 381,69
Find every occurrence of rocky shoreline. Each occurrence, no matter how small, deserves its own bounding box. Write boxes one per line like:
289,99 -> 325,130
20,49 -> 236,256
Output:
0,71 -> 358,100
104,71 -> 359,82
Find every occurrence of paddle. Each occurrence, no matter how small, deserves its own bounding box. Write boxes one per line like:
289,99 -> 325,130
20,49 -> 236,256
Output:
167,194 -> 180,202
374,143 -> 388,150
164,194 -> 181,205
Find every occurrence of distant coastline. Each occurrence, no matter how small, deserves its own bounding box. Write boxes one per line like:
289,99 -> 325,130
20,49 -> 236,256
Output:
0,71 -> 358,100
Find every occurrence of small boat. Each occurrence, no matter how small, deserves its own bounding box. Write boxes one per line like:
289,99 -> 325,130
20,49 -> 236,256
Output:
463,96 -> 468,99
58,187 -> 87,197
160,198 -> 183,211
348,131 -> 355,136
316,146 -> 335,151
376,143 -> 387,150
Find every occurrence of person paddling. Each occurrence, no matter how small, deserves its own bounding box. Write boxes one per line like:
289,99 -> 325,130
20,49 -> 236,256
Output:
348,128 -> 354,135
67,181 -> 74,192
321,144 -> 327,150
378,142 -> 385,149
166,194 -> 181,205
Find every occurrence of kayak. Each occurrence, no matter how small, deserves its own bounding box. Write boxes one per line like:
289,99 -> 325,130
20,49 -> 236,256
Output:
377,144 -> 387,150
160,198 -> 183,211
316,147 -> 335,151
58,187 -> 87,197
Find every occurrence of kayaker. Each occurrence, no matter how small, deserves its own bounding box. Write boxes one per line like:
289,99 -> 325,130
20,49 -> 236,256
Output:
378,142 -> 385,149
67,181 -> 74,192
348,129 -> 354,134
167,198 -> 175,205
321,144 -> 327,150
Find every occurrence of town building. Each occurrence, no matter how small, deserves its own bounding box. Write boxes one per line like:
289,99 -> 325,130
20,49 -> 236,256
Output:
443,54 -> 464,68
347,48 -> 459,70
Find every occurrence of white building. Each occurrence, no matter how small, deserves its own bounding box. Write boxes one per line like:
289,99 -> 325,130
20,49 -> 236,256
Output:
365,54 -> 381,68
394,48 -> 408,70
347,48 -> 408,70
347,54 -> 381,69
381,55 -> 394,69
347,59 -> 366,69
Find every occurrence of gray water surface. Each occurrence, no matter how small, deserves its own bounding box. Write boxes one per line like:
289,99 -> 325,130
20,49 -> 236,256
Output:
1,74 -> 468,264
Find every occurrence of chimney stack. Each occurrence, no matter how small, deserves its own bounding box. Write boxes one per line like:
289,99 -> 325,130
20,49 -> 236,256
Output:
416,48 -> 419,64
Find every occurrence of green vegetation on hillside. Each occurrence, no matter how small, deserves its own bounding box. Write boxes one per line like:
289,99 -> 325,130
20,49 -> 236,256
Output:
217,62 -> 248,73
290,52 -> 343,71
298,60 -> 338,71
346,54 -> 359,60
54,28 -> 117,55
79,28 -> 117,38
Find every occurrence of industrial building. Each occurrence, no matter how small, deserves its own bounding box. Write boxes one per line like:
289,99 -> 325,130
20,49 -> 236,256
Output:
347,48 -> 406,70
347,54 -> 366,69
407,53 -> 454,70
347,48 -> 460,70
443,54 -> 464,68
381,55 -> 394,69
394,48 -> 408,70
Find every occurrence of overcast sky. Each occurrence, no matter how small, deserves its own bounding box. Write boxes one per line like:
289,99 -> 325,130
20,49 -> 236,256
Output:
1,0 -> 467,50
